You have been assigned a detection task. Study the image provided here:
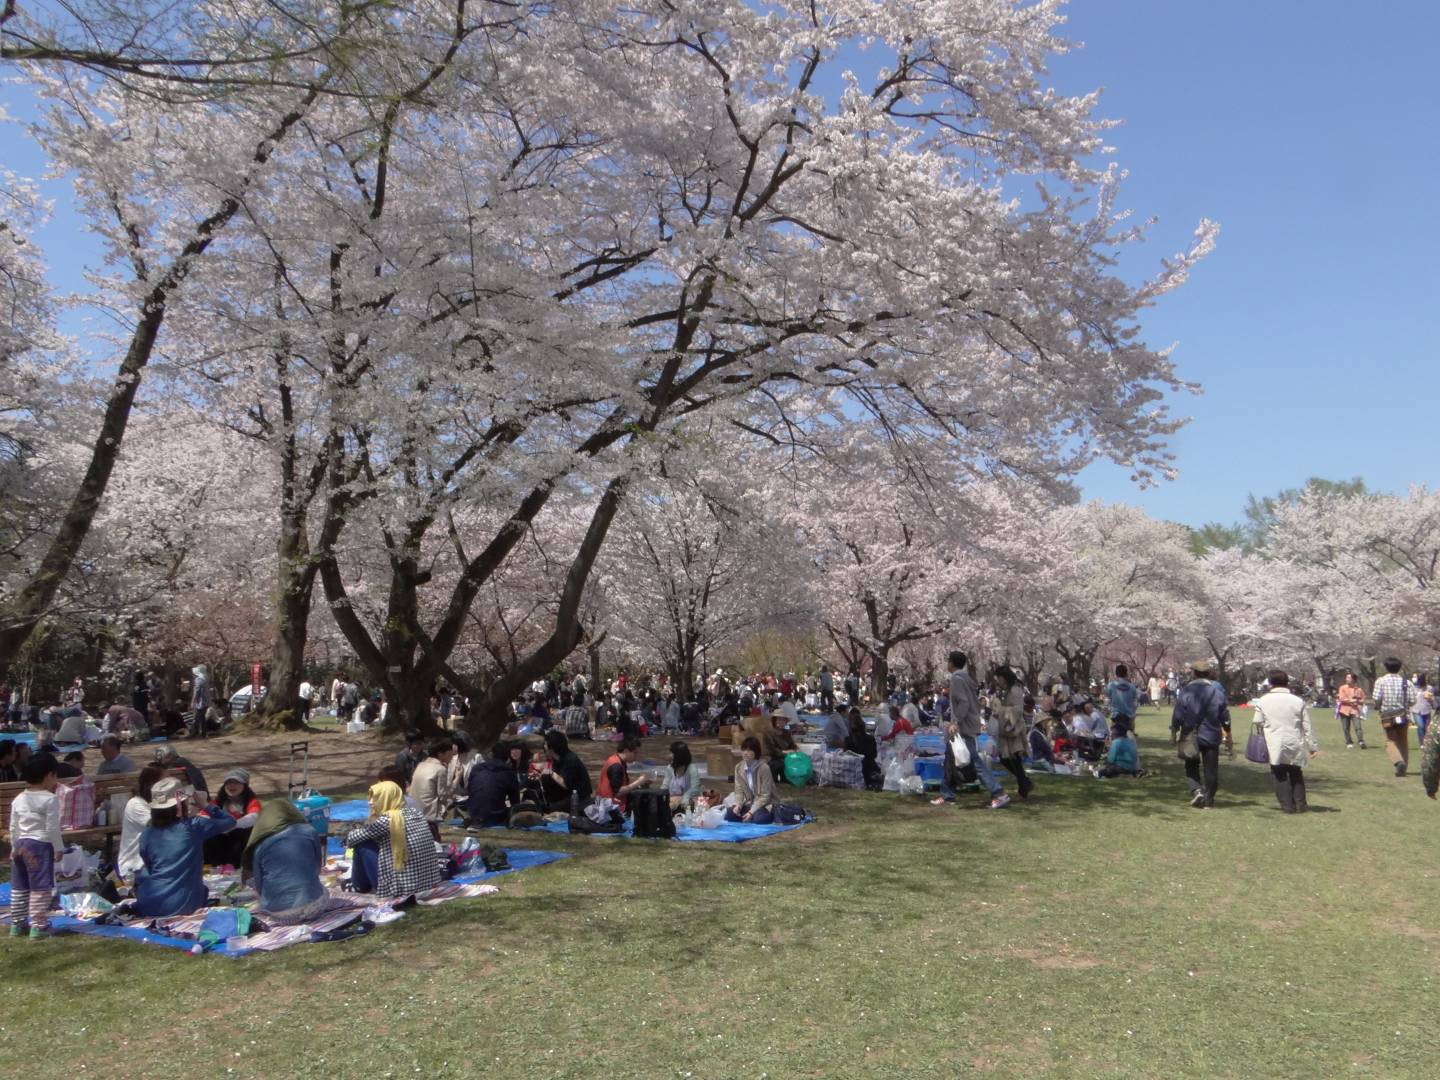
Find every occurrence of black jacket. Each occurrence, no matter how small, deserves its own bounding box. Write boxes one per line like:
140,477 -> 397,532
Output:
466,758 -> 521,826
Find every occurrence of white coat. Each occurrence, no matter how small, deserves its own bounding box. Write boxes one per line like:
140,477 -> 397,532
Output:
1252,689 -> 1317,766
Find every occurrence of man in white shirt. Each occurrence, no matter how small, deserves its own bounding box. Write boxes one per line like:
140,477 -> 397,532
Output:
298,679 -> 313,724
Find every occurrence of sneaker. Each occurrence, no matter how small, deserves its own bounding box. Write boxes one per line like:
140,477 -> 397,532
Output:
1359,742 -> 1367,749
1345,743 -> 1354,749
928,796 -> 950,806
28,926 -> 49,940
989,794 -> 1011,809
9,924 -> 27,938
1190,791 -> 1206,808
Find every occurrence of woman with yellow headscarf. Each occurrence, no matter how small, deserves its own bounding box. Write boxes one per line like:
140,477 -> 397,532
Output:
342,780 -> 442,897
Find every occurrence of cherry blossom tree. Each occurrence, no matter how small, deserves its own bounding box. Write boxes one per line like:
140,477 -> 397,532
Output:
7,2 -> 1216,745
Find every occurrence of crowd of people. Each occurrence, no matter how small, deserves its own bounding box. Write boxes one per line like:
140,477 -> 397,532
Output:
7,646 -> 1440,941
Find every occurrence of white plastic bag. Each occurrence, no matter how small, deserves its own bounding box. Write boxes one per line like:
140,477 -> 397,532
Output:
950,734 -> 971,767
898,774 -> 925,796
721,791 -> 739,809
698,807 -> 726,829
882,758 -> 904,792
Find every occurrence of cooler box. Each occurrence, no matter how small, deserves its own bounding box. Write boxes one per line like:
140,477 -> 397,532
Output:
293,792 -> 332,836
913,734 -> 945,757
914,758 -> 945,785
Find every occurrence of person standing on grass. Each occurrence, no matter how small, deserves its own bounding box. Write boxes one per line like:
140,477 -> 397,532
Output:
1251,670 -> 1319,813
991,666 -> 1034,801
1371,657 -> 1414,778
1170,659 -> 1231,808
1335,672 -> 1367,749
934,650 -> 1010,809
1410,673 -> 1433,748
1104,664 -> 1139,736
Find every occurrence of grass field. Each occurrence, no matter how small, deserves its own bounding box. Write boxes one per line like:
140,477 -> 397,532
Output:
1,706 -> 1435,1079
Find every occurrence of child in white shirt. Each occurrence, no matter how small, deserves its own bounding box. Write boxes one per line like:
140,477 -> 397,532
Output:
9,754 -> 65,937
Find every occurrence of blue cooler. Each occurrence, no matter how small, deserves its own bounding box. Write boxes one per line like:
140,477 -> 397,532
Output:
292,792 -> 332,836
914,758 -> 944,786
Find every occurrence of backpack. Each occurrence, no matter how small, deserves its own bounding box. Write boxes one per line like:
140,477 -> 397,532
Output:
568,811 -> 624,835
630,791 -> 677,839
772,802 -> 811,825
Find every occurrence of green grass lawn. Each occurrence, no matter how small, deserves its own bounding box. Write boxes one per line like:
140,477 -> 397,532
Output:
1,706 -> 1435,1079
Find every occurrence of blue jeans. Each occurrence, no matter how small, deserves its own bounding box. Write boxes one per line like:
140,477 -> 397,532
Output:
1417,715 -> 1430,746
940,734 -> 1004,799
724,805 -> 774,825
350,840 -> 379,893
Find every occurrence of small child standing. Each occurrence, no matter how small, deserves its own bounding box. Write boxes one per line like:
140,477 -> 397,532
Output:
9,753 -> 65,938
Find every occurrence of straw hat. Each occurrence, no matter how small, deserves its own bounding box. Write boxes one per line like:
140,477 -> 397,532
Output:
148,776 -> 186,809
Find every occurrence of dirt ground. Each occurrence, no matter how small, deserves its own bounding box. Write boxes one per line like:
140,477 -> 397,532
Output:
155,722 -> 744,800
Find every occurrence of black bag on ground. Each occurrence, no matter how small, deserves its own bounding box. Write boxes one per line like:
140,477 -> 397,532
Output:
772,802 -> 810,825
630,791 -> 677,838
568,803 -> 624,834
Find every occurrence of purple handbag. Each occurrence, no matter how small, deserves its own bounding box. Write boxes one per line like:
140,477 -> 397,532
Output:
1244,723 -> 1270,764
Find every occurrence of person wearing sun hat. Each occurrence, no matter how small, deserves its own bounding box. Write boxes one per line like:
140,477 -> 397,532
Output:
1169,659 -> 1232,808
134,777 -> 237,916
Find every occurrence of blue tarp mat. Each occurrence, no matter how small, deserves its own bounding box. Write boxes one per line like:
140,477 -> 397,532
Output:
518,818 -> 805,843
330,798 -> 807,841
0,848 -> 569,956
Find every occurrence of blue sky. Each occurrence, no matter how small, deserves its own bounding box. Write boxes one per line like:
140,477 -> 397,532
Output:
5,1 -> 1438,529
1052,0 -> 1440,526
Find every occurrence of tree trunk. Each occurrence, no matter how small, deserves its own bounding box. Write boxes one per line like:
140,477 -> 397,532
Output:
588,642 -> 603,704
870,647 -> 890,701
257,503 -> 317,729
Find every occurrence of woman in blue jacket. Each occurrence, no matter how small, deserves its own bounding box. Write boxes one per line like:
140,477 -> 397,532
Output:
134,778 -> 235,917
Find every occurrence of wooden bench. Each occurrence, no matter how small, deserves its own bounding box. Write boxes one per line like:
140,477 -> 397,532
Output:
1,768 -> 191,860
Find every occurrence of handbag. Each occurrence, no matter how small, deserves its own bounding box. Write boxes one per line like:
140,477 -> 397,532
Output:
1176,730 -> 1200,762
1244,722 -> 1270,764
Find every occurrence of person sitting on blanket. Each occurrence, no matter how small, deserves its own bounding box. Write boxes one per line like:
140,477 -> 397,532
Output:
1095,729 -> 1141,778
344,780 -> 442,898
134,778 -> 237,917
373,765 -> 424,816
844,711 -> 883,790
243,799 -> 328,922
466,741 -> 523,827
409,737 -> 457,840
1072,709 -> 1107,761
727,736 -> 777,824
659,740 -> 702,812
155,745 -> 209,802
537,730 -> 592,812
821,707 -> 851,749
117,765 -> 166,881
1027,719 -> 1057,771
880,703 -> 915,744
595,734 -> 651,815
393,731 -> 427,786
204,768 -> 262,868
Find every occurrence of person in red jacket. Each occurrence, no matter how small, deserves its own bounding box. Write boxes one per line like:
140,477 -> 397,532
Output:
595,735 -> 650,814
879,704 -> 914,743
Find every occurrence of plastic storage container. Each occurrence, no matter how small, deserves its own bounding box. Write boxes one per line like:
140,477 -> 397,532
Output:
292,792 -> 332,835
913,757 -> 945,785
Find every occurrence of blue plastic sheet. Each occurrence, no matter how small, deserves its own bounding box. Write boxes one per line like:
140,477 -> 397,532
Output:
0,849 -> 569,956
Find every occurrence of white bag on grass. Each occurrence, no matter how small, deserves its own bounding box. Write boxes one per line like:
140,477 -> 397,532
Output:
882,758 -> 905,792
898,775 -> 925,796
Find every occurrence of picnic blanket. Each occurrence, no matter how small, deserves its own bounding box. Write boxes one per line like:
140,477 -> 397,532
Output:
0,848 -> 569,956
332,797 -> 807,841
514,818 -> 806,843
